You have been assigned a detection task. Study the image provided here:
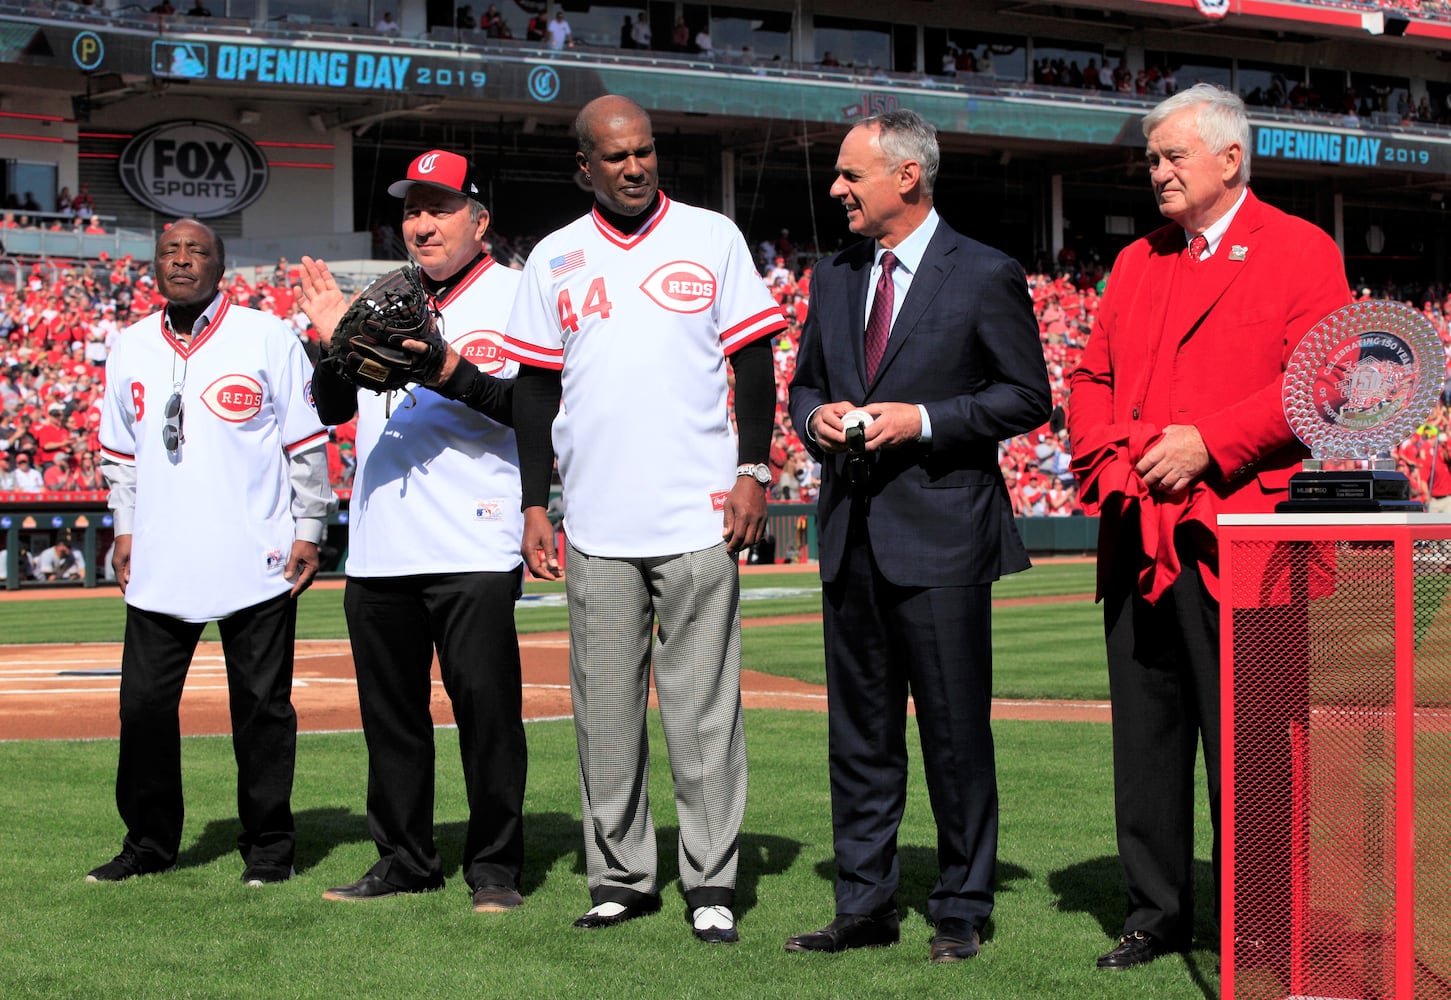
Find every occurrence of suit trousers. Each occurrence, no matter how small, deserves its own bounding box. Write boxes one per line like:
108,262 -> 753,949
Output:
822,507 -> 998,928
1103,538 -> 1220,950
116,592 -> 298,869
343,570 -> 526,891
564,539 -> 747,911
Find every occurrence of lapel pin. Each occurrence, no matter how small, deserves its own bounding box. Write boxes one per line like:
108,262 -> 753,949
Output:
1228,244 -> 1248,262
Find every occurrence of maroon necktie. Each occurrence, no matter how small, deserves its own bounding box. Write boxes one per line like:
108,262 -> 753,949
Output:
864,250 -> 898,381
1187,234 -> 1208,263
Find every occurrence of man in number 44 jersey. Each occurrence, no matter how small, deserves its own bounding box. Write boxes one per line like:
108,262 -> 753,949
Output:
508,95 -> 786,944
89,218 -> 334,888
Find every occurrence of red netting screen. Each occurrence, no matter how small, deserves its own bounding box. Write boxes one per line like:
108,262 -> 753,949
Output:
1226,535 -> 1451,1000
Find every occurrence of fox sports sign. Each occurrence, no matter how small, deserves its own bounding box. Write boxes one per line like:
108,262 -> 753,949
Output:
118,120 -> 269,218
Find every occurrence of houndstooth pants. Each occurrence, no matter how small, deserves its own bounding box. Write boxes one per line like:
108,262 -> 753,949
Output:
564,539 -> 748,911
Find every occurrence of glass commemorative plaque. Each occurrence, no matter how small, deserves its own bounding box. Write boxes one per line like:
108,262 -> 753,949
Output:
1279,300 -> 1446,512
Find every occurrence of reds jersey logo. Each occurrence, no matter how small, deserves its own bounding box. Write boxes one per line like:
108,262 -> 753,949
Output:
452,330 -> 507,375
640,261 -> 717,314
201,374 -> 264,422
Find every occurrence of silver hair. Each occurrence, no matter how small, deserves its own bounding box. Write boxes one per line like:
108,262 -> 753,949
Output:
856,109 -> 940,197
1141,83 -> 1252,184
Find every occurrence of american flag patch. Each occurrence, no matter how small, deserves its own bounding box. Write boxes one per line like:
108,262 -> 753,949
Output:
550,250 -> 586,278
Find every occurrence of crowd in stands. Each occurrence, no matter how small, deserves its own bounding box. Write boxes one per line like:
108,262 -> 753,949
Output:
1373,0 -> 1451,23
4,225 -> 1451,551
1031,58 -> 1181,98
455,5 -> 512,37
1,184 -> 109,235
1024,56 -> 1451,127
1239,74 -> 1451,127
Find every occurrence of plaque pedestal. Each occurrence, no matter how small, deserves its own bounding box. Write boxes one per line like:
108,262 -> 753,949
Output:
1277,469 -> 1423,513
1220,513 -> 1451,1000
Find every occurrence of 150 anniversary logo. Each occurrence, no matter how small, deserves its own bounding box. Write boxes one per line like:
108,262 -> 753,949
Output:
118,120 -> 269,218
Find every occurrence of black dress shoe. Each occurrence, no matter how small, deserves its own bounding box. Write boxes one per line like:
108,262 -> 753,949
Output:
471,884 -> 524,913
784,913 -> 900,953
929,917 -> 981,963
321,872 -> 444,902
572,897 -> 662,929
1096,931 -> 1162,970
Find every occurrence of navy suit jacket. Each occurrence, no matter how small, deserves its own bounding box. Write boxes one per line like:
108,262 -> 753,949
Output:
789,219 -> 1051,588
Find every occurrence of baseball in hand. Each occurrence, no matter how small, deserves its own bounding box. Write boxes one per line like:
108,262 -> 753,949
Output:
841,409 -> 874,432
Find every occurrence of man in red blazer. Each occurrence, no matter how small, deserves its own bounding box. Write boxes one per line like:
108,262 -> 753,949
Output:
1068,83 -> 1350,970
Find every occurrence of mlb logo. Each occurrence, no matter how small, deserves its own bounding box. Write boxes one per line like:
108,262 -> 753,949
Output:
475,500 -> 502,521
265,549 -> 283,570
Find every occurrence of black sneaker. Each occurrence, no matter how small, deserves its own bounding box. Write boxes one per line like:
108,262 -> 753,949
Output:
85,851 -> 173,883
242,864 -> 296,888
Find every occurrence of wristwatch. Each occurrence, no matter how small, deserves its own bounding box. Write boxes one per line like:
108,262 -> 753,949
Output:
737,462 -> 771,486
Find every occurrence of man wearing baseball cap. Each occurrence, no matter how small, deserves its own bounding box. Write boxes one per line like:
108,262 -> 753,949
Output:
300,148 -> 528,913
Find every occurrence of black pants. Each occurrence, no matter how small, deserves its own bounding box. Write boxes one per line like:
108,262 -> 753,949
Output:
1104,545 -> 1220,950
344,570 -> 526,891
116,592 -> 298,869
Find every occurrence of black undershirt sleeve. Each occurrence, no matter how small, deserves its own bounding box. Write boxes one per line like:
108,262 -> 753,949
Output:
730,336 -> 773,465
310,359 -> 359,426
430,360 -> 514,424
513,364 -> 563,509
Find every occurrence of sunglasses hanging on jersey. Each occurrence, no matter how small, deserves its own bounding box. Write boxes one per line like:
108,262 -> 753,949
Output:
162,386 -> 184,454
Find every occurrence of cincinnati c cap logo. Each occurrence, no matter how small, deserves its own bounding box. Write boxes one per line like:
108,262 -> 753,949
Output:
453,330 -> 507,374
640,261 -> 717,314
418,152 -> 440,174
201,374 -> 265,422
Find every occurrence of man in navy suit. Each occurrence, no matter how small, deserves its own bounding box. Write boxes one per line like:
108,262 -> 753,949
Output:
784,109 -> 1050,963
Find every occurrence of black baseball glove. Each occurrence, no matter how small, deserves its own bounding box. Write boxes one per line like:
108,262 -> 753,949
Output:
321,265 -> 445,392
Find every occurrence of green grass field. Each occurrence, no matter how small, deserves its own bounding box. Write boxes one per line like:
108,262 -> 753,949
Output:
0,561 -> 1225,999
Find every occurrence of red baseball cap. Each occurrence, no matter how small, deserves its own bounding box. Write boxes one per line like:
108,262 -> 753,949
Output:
387,149 -> 482,201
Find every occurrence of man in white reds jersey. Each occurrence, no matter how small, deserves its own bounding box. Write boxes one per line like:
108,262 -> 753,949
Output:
297,149 -> 528,915
507,95 -> 787,944
89,219 -> 334,888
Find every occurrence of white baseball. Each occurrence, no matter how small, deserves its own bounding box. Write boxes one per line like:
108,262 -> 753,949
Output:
841,409 -> 874,431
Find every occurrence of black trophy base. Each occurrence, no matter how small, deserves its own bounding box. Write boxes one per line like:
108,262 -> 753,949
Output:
1276,469 -> 1426,513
